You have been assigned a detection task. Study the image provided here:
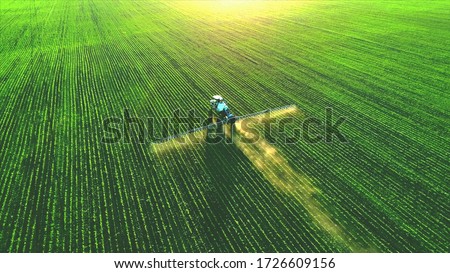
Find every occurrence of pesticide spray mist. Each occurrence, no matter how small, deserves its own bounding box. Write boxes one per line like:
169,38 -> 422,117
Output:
153,105 -> 372,251
232,106 -> 370,251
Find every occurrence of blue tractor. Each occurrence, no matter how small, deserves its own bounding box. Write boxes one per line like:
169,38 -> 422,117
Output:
209,95 -> 236,125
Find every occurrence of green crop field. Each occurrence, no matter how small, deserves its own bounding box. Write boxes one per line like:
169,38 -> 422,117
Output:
0,0 -> 449,253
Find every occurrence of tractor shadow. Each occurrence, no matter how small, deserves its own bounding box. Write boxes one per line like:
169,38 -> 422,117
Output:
202,137 -> 257,252
202,141 -> 236,251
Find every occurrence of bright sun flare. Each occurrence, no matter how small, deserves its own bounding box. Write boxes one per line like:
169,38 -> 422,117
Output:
171,0 -> 302,20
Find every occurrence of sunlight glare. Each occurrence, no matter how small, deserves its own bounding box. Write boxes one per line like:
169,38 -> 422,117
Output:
170,0 -> 302,20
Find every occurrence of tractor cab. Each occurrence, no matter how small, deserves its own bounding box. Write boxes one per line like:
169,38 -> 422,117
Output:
209,95 -> 234,122
207,95 -> 236,142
